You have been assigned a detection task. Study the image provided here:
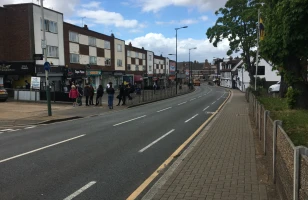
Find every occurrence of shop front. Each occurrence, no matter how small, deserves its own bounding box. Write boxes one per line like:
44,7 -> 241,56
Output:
101,71 -> 114,90
64,68 -> 86,92
113,71 -> 124,89
86,70 -> 102,90
36,65 -> 64,92
0,62 -> 36,97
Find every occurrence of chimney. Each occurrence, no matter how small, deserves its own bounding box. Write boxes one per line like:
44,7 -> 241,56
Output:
84,24 -> 88,30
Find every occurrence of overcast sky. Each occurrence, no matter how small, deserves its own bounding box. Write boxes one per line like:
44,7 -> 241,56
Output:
1,0 -> 233,62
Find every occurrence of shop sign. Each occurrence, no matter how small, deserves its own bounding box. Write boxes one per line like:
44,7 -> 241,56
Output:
86,70 -> 101,76
74,69 -> 85,75
0,62 -> 34,74
0,64 -> 14,72
31,77 -> 41,90
114,72 -> 124,76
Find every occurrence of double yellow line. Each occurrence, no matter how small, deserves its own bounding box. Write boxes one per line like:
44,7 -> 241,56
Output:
127,90 -> 231,200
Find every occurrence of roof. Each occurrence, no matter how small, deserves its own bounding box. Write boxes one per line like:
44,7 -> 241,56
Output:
3,3 -> 63,15
231,60 -> 244,72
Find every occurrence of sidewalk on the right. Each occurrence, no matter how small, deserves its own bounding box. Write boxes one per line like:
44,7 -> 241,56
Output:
148,90 -> 268,200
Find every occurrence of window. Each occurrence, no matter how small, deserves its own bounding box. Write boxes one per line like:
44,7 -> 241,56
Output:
41,19 -> 58,33
161,65 -> 163,69
149,55 -> 152,61
135,52 -> 139,58
143,66 -> 146,71
104,41 -> 110,49
69,31 -> 78,42
167,69 -> 169,74
149,66 -> 152,71
257,66 -> 265,75
117,59 -> 122,67
70,53 -> 79,63
127,51 -> 131,57
46,46 -> 58,57
142,54 -> 145,59
136,66 -> 139,71
105,58 -> 111,66
167,62 -> 169,65
117,44 -> 122,52
89,56 -> 97,64
127,64 -> 131,71
89,37 -> 96,46
156,64 -> 159,69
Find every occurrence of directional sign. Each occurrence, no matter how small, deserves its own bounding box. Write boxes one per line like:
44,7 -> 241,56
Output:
33,54 -> 43,60
44,62 -> 50,71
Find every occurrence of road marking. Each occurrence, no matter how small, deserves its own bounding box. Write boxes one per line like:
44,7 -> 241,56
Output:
178,101 -> 187,105
203,106 -> 209,111
25,126 -> 36,129
217,98 -> 220,101
157,107 -> 172,113
0,129 -> 14,132
190,98 -> 196,101
126,92 -> 231,200
139,129 -> 175,153
63,181 -> 96,200
206,112 -> 216,114
211,101 -> 216,105
198,96 -> 202,98
0,134 -> 86,164
185,114 -> 199,123
113,115 -> 146,126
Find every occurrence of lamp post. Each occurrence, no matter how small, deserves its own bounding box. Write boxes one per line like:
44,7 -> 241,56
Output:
175,26 -> 188,94
189,47 -> 197,89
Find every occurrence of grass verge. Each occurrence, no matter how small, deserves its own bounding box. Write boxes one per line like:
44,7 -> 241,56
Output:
258,96 -> 308,147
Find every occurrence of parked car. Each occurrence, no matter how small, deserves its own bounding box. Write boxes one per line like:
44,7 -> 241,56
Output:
0,85 -> 8,102
268,81 -> 280,93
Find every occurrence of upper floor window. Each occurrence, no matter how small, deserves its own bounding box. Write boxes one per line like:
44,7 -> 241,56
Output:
117,44 -> 122,52
257,66 -> 265,75
127,51 -> 131,57
142,54 -> 145,59
149,66 -> 152,71
89,37 -> 96,46
105,58 -> 111,66
104,41 -> 110,49
136,66 -> 139,71
69,31 -> 78,43
47,46 -> 58,57
135,52 -> 139,58
70,53 -> 79,63
149,55 -> 152,61
41,19 -> 58,33
117,59 -> 122,67
143,66 -> 146,71
127,64 -> 131,71
89,56 -> 97,65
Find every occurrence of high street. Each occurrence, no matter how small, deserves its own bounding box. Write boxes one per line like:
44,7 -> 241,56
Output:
0,84 -> 228,200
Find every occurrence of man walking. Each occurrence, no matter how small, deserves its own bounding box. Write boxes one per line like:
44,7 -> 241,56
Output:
84,83 -> 90,106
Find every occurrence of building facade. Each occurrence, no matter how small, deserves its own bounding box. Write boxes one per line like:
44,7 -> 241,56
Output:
146,51 -> 154,86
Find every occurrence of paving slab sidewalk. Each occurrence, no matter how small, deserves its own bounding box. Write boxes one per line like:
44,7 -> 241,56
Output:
143,90 -> 268,200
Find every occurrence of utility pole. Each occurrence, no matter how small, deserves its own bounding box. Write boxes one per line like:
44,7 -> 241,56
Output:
40,0 -> 52,116
255,8 -> 260,91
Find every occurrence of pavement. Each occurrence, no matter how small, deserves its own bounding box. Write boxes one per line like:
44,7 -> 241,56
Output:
141,90 -> 268,200
0,85 -> 266,200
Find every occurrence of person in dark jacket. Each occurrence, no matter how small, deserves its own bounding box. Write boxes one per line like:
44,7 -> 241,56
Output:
117,83 -> 125,106
125,84 -> 133,100
106,82 -> 115,109
84,83 -> 91,106
96,85 -> 104,106
89,85 -> 95,105
76,84 -> 83,106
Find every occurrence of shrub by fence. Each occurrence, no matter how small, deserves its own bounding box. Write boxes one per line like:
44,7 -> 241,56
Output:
246,91 -> 308,200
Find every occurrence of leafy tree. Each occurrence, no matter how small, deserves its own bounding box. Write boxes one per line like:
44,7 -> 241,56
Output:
260,0 -> 308,109
206,0 -> 260,83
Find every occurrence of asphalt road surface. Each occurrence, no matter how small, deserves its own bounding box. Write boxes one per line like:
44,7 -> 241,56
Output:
0,84 -> 228,200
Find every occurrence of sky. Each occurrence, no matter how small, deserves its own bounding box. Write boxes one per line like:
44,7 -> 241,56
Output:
1,0 -> 232,63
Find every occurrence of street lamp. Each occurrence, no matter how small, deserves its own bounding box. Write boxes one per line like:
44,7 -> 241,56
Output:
189,47 -> 197,89
175,26 -> 188,94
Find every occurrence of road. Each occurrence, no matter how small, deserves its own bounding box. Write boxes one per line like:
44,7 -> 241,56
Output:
0,84 -> 228,200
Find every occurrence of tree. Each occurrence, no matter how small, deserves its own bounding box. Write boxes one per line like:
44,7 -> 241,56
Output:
260,0 -> 308,108
206,0 -> 259,83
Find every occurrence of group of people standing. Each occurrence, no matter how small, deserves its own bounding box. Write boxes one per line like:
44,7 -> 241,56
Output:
68,83 -> 104,107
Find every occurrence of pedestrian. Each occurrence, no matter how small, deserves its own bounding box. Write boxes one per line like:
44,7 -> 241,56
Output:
96,85 -> 104,106
153,82 -> 157,94
25,80 -> 30,90
68,85 -> 79,107
125,84 -> 133,101
84,83 -> 90,106
106,82 -> 115,109
116,83 -> 125,106
76,84 -> 83,106
89,85 -> 95,105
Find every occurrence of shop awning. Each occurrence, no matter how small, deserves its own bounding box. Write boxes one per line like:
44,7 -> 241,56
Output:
134,75 -> 143,82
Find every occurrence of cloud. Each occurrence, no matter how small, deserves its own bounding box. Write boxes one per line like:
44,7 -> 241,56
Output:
126,33 -> 232,62
0,0 -> 80,16
156,19 -> 198,25
200,15 -> 209,21
76,9 -> 144,29
134,0 -> 228,13
81,1 -> 101,8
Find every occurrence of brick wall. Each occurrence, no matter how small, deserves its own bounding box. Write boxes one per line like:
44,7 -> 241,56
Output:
1,4 -> 34,61
63,22 -> 114,71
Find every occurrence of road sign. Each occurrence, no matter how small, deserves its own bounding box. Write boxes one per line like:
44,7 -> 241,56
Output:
33,54 -> 43,60
41,40 -> 46,49
44,62 -> 50,71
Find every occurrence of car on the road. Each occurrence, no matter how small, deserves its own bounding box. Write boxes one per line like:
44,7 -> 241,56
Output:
268,81 -> 280,93
0,85 -> 8,102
